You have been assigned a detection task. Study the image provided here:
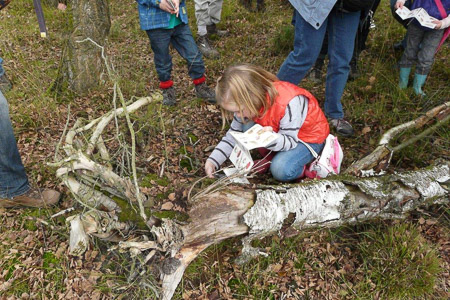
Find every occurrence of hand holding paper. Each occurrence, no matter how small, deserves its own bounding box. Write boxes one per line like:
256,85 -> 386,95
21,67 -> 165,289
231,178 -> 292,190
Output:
396,7 -> 438,29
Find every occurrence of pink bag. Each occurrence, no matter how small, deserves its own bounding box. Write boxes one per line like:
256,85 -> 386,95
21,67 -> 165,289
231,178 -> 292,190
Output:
300,134 -> 344,179
435,0 -> 449,52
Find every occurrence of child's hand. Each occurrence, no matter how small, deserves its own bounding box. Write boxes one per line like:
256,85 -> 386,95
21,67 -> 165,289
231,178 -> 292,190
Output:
159,0 -> 178,15
205,160 -> 216,178
432,20 -> 442,29
395,0 -> 405,9
173,0 -> 180,17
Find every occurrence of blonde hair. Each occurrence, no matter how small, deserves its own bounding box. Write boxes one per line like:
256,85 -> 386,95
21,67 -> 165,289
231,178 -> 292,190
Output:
215,64 -> 278,128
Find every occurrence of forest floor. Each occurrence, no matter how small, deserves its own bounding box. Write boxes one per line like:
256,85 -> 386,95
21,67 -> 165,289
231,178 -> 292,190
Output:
0,0 -> 449,299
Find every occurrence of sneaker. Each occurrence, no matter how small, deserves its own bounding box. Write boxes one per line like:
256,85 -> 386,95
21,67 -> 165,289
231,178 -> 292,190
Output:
330,118 -> 354,137
348,59 -> 359,81
195,82 -> 216,103
196,35 -> 220,59
162,87 -> 176,106
206,23 -> 229,38
307,67 -> 322,83
0,188 -> 60,208
0,73 -> 12,93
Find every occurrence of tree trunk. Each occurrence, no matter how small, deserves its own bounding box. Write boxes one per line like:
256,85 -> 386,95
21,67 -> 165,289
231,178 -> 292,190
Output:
160,163 -> 449,299
67,0 -> 110,94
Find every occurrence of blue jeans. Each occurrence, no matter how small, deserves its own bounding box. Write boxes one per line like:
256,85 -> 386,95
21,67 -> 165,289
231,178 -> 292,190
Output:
270,142 -> 324,182
146,24 -> 205,82
0,90 -> 29,198
277,9 -> 360,119
243,122 -> 324,182
0,57 -> 4,77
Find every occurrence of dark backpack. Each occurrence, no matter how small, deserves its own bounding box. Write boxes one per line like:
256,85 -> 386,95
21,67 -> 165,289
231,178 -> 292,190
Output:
339,0 -> 375,12
0,0 -> 11,11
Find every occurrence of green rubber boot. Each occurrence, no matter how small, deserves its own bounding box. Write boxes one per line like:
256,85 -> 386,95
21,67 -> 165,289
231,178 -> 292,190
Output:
399,67 -> 411,89
413,73 -> 427,96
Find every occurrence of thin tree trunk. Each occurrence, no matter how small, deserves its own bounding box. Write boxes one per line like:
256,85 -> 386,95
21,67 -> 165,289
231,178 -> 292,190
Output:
67,0 -> 110,94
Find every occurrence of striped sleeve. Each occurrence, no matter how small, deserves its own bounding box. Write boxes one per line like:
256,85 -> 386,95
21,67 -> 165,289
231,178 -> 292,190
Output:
207,114 -> 244,168
266,95 -> 309,152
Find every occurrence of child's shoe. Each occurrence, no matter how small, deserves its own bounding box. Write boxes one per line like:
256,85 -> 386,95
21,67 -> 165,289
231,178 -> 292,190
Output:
399,67 -> 411,89
206,23 -> 229,38
413,73 -> 427,96
197,35 -> 220,59
195,82 -> 216,103
162,87 -> 176,106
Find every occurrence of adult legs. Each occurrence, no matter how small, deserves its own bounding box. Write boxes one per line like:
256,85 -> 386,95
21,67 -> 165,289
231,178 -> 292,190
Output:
324,9 -> 360,120
270,142 -> 324,182
0,90 -> 29,199
277,9 -> 328,85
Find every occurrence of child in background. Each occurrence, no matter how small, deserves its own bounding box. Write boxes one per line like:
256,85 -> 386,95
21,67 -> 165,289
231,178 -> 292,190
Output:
396,0 -> 449,96
136,0 -> 216,105
205,64 -> 329,182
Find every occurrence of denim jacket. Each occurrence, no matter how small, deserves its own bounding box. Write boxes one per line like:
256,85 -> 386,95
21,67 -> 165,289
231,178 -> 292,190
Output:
288,0 -> 338,29
136,0 -> 189,30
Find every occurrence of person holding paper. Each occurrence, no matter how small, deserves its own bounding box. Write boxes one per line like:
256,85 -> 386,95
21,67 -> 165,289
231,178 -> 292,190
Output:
396,0 -> 449,96
205,64 -> 330,182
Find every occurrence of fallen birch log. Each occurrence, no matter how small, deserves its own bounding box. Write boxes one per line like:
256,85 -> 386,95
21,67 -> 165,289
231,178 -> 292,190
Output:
345,101 -> 450,175
160,162 -> 449,299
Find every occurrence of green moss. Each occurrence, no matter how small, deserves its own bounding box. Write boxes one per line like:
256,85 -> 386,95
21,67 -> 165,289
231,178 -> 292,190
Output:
179,157 -> 193,171
187,133 -> 198,144
114,197 -> 152,229
42,252 -> 60,269
153,211 -> 189,223
140,173 -> 169,187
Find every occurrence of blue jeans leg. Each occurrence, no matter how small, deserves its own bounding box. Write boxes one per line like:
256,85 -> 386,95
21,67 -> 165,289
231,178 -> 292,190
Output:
146,29 -> 173,82
277,10 -> 328,85
171,24 -> 205,80
325,9 -> 360,119
0,90 -> 29,198
0,57 -> 4,77
270,142 -> 325,182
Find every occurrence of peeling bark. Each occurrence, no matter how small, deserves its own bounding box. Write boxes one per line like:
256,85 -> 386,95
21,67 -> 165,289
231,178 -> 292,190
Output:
159,163 -> 449,299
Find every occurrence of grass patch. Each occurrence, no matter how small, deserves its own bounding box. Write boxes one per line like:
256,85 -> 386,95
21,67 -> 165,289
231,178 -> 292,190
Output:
353,223 -> 442,299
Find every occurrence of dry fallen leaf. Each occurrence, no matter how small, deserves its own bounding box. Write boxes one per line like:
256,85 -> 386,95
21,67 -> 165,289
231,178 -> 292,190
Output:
161,202 -> 174,210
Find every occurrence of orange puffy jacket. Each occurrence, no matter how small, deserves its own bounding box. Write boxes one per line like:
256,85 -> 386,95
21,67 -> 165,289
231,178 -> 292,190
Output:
253,81 -> 329,144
